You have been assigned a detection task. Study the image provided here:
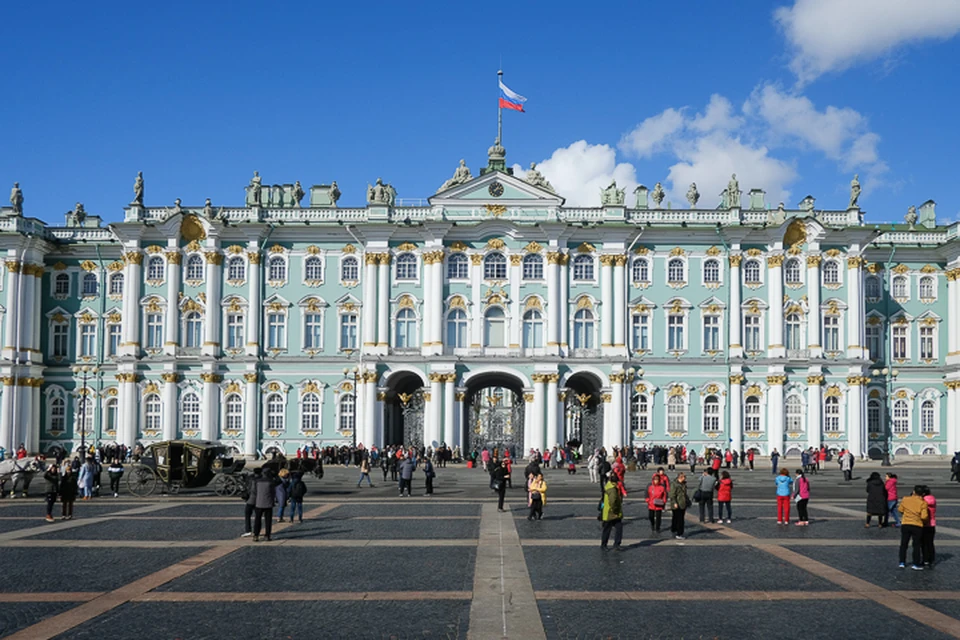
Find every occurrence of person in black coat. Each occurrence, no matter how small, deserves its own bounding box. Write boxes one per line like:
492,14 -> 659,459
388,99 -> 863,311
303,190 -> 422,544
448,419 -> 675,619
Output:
42,465 -> 60,522
865,471 -> 887,527
493,460 -> 509,512
59,466 -> 78,520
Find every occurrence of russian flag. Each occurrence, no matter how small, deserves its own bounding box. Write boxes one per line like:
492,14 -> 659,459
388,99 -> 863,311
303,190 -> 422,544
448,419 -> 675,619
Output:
499,80 -> 527,112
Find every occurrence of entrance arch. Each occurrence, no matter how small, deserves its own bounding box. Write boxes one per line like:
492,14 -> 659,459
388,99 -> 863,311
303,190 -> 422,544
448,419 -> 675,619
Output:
382,370 -> 426,447
562,372 -> 603,454
462,371 -> 525,459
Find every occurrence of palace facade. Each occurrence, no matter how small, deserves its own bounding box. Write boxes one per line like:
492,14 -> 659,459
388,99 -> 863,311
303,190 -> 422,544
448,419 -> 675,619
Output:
2,147 -> 959,458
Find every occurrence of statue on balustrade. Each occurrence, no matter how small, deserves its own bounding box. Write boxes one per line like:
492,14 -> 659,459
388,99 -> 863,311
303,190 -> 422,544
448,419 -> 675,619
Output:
292,181 -> 305,206
367,177 -> 396,206
438,159 -> 472,193
849,174 -> 861,209
247,171 -> 262,206
686,182 -> 700,208
9,182 -> 23,215
600,180 -> 625,206
133,172 -> 144,205
905,205 -> 917,228
651,182 -> 665,208
524,162 -> 555,193
73,202 -> 86,225
726,174 -> 741,208
329,181 -> 341,206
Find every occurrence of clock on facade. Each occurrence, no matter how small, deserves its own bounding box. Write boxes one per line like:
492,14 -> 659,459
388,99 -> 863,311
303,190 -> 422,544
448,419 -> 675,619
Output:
488,182 -> 504,197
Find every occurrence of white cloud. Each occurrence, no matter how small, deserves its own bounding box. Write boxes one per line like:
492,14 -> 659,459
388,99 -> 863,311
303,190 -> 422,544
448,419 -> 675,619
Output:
775,0 -> 960,83
516,141 -> 638,208
690,95 -> 742,133
617,108 -> 685,159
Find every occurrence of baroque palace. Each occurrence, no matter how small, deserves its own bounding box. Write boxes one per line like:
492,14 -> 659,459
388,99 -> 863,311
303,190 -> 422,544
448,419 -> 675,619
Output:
2,143 -> 959,459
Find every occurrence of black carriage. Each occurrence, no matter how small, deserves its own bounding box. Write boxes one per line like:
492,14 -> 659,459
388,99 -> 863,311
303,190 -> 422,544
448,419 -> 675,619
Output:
126,440 -> 228,497
209,453 -> 323,498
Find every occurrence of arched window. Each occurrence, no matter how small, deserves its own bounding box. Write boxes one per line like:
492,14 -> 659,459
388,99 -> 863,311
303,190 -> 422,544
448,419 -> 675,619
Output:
104,397 -> 118,434
446,308 -> 467,348
892,399 -> 909,434
184,312 -> 203,348
185,255 -> 204,281
225,394 -> 243,432
54,273 -> 70,296
632,258 -> 649,283
147,256 -> 165,281
522,309 -> 543,348
82,273 -> 98,296
50,396 -> 66,433
339,256 -> 357,282
667,395 -> 686,432
823,261 -> 840,285
668,258 -> 685,283
892,276 -> 908,299
266,393 -> 285,432
573,308 -> 595,349
227,256 -> 246,282
743,260 -> 761,284
786,395 -> 803,432
784,258 -> 801,285
703,259 -> 720,284
181,392 -> 201,433
395,253 -> 417,280
447,253 -> 468,279
301,392 -> 321,432
338,394 -> 355,432
395,308 -> 418,348
865,276 -> 881,300
919,276 -> 935,300
572,255 -> 594,281
522,254 -> 543,280
785,313 -> 802,350
109,272 -> 124,296
268,256 -> 287,282
920,400 -> 935,434
484,307 -> 506,347
703,395 -> 719,432
867,399 -> 882,433
631,394 -> 650,432
144,394 -> 162,432
484,252 -> 507,279
825,396 -> 841,432
744,397 -> 761,432
304,256 -> 324,281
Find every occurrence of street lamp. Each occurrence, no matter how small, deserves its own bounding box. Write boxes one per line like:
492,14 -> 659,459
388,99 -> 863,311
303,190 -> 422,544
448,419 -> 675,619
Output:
343,366 -> 359,449
623,367 -> 643,449
870,367 -> 899,467
72,365 -> 99,457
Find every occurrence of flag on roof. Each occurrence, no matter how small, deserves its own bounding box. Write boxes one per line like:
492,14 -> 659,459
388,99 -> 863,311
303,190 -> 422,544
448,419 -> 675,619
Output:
499,80 -> 526,112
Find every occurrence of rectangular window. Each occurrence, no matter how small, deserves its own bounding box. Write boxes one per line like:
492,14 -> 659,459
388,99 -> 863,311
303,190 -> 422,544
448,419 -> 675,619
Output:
866,324 -> 881,361
146,313 -> 164,349
892,325 -> 908,360
920,326 -> 935,360
668,315 -> 684,351
267,313 -> 286,349
80,324 -> 96,357
744,315 -> 761,352
226,313 -> 245,349
702,315 -> 719,352
631,314 -> 649,352
304,313 -> 323,350
823,316 -> 840,352
340,313 -> 358,350
744,400 -> 761,432
52,323 -> 69,358
107,324 -> 121,356
867,402 -> 882,434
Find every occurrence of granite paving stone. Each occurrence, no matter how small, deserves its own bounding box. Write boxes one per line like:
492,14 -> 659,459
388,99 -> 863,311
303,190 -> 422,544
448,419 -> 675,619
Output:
0,602 -> 81,638
323,503 -> 481,518
722,516 -> 900,540
0,519 -> 52,534
274,517 -> 480,540
914,600 -> 960,620
0,503 -> 140,519
786,545 -> 960,589
27,517 -> 245,541
514,513 -> 725,540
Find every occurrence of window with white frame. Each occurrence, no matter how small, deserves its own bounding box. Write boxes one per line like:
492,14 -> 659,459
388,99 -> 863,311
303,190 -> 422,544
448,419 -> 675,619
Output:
266,311 -> 286,350
920,324 -> 935,359
185,255 -> 204,281
702,314 -> 720,351
632,258 -> 649,284
447,253 -> 468,279
743,259 -> 761,284
340,312 -> 357,350
183,312 -> 203,348
338,393 -> 355,432
79,323 -> 96,357
572,255 -> 594,281
225,394 -> 243,432
785,313 -> 802,350
145,394 -> 162,432
784,258 -> 802,285
484,307 -> 506,347
703,259 -> 720,284
920,400 -> 936,434
867,399 -> 883,433
667,258 -> 685,283
446,309 -> 467,348
145,312 -> 164,349
395,253 -> 417,280
226,313 -> 244,350
892,399 -> 909,434
786,395 -> 803,432
109,273 -> 124,296
49,395 -> 65,433
268,256 -> 287,282
395,308 -> 418,348
919,276 -> 935,300
76,396 -> 94,436
54,273 -> 70,296
667,395 -> 686,432
82,273 -> 98,296
339,256 -> 357,282
744,314 -> 761,352
304,256 -> 324,282
703,395 -> 720,432
865,276 -> 881,300
181,392 -> 201,433
573,308 -> 595,349
866,323 -> 882,361
484,252 -> 507,280
303,312 -> 322,350
824,396 -> 841,432
522,254 -> 543,280
147,256 -> 165,282
52,321 -> 69,358
823,315 -> 840,352
744,396 -> 761,432
823,261 -> 840,285
631,313 -> 649,352
892,275 -> 908,299
522,309 -> 543,348
107,323 -> 121,356
631,394 -> 650,432
104,397 -> 117,434
668,313 -> 685,351
892,323 -> 908,360
266,393 -> 285,432
227,256 -> 246,282
301,393 -> 321,432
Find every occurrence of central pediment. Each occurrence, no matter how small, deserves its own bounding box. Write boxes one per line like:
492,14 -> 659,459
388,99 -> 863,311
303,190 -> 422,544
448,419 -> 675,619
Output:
429,171 -> 565,207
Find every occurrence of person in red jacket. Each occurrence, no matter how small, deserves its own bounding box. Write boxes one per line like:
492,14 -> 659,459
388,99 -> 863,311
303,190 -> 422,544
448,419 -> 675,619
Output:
747,449 -> 755,471
717,470 -> 734,523
711,454 -> 722,476
653,467 -> 670,493
646,474 -> 667,534
724,450 -> 733,469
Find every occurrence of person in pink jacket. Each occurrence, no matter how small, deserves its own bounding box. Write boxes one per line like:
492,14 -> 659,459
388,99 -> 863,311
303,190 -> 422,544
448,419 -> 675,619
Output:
884,473 -> 900,528
920,485 -> 936,567
793,469 -> 810,526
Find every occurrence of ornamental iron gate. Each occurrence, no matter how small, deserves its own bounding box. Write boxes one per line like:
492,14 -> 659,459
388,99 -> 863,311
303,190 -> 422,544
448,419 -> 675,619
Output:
399,389 -> 425,450
468,386 -> 523,457
564,391 -> 602,453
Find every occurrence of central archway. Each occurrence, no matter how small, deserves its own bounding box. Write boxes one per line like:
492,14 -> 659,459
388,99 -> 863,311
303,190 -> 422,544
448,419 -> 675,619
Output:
462,371 -> 525,459
382,370 -> 426,447
563,372 -> 603,454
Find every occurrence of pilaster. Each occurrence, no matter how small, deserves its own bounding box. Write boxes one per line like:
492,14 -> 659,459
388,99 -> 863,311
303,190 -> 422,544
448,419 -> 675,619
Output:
612,255 -> 627,355
600,254 -> 614,354
767,255 -> 785,358
729,373 -> 744,453
363,371 -> 378,448
766,373 -> 785,454
200,372 -> 222,441
807,255 -> 822,358
2,259 -> 20,361
0,376 -> 13,451
116,372 -> 139,448
362,253 -> 378,353
606,371 -> 625,449
120,250 -> 142,357
846,257 -> 865,359
846,373 -> 866,458
558,253 -> 569,355
245,247 -> 261,357
164,248 -> 181,356
545,373 -> 559,449
425,372 -> 443,448
202,247 -> 222,358
470,255 -> 483,350
243,372 -> 259,456
161,372 -> 179,441
946,268 -> 960,365
806,373 -> 823,450
375,254 -> 390,355
728,255 -> 742,357
530,374 -> 546,453
545,252 -> 560,354
420,251 -> 434,357
509,254 -> 522,349
442,373 -> 455,446
946,380 -> 960,454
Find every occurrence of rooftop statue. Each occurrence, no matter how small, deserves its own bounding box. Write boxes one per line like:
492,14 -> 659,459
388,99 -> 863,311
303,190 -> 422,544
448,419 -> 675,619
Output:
905,205 -> 917,228
133,171 -> 144,205
600,180 -> 625,206
9,182 -> 23,215
849,174 -> 861,209
438,159 -> 473,193
292,181 -> 305,206
367,177 -> 396,206
73,202 -> 86,224
247,171 -> 262,206
203,198 -> 215,219
768,202 -> 786,225
329,181 -> 341,206
686,182 -> 700,208
524,162 -> 555,193
726,174 -> 741,208
651,182 -> 665,208
171,198 -> 183,217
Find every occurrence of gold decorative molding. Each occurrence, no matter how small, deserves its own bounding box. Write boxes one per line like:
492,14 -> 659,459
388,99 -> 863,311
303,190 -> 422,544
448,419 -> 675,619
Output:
204,251 -> 222,265
268,244 -> 286,254
766,375 -> 787,386
576,297 -> 593,310
745,384 -> 762,397
807,375 -> 825,386
891,263 -> 910,275
524,297 -> 542,310
524,241 -> 543,254
341,244 -> 356,254
160,373 -> 180,384
509,254 -> 523,266
608,373 -> 626,384
80,260 -> 98,272
396,242 -> 417,252
115,373 -> 138,384
729,374 -> 745,385
668,385 -> 685,397
486,238 -> 506,250
243,373 -> 259,384
397,295 -> 415,309
728,255 -> 743,267
577,242 -> 596,254
200,373 -> 223,384
766,254 -> 785,267
484,204 -> 507,216
705,246 -> 722,256
448,241 -> 468,252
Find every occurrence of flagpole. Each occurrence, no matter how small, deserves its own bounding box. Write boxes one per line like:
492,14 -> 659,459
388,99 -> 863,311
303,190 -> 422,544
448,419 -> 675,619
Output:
497,69 -> 503,144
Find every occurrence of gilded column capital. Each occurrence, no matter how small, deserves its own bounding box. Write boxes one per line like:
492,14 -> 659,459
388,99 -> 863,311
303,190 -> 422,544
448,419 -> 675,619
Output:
944,380 -> 960,390
427,372 -> 445,383
846,256 -> 865,269
243,373 -> 260,384
806,374 -> 825,386
601,393 -> 612,403
204,251 -> 223,265
846,375 -> 869,386
470,254 -> 484,265
247,252 -> 261,265
4,260 -> 21,273
165,251 -> 182,265
766,375 -> 787,386
365,253 -> 379,265
378,253 -> 392,266
160,373 -> 180,384
199,373 -> 223,384
443,373 -> 457,384
608,373 -> 626,384
509,254 -> 523,266
613,255 -> 628,267
945,268 -> 960,282
806,255 -> 822,267
599,254 -> 616,267
115,373 -> 138,384
455,392 -> 466,402
728,254 -> 743,268
729,374 -> 745,385
523,393 -> 534,403
362,371 -> 380,384
123,252 -> 143,266
544,373 -> 560,383
766,254 -> 784,268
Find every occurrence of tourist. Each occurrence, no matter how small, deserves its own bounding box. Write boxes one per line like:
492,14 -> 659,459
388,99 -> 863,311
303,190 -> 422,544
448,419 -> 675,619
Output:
241,468 -> 261,537
288,472 -> 306,524
107,460 -> 123,497
669,472 -> 690,540
42,463 -> 59,523
357,457 -> 374,488
794,469 -> 810,526
771,449 -> 781,475
840,450 -> 854,482
951,452 -> 960,482
724,449 -> 733,469
697,469 -> 717,523
588,451 -> 599,484
398,455 -> 415,497
667,447 -> 676,471
865,471 -> 887,528
504,455 -> 513,488
600,472 -> 624,551
59,465 -> 77,520
775,468 -> 793,525
78,457 -> 96,501
528,472 -> 546,520
688,448 -> 697,474
275,469 -> 291,522
423,456 -> 435,496
717,470 -> 733,523
645,474 -> 667,534
253,470 -> 276,542
380,454 -> 389,482
493,460 -> 509,512
710,452 -> 722,476
920,485 -> 937,567
884,473 -> 900,528
897,486 -> 930,569
654,466 -> 670,493
747,448 -> 755,471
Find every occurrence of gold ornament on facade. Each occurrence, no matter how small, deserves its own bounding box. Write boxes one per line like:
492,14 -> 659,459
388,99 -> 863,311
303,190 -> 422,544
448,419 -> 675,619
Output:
891,263 -> 910,275
523,241 -> 543,254
184,239 -> 203,253
601,393 -> 612,403
340,244 -> 356,255
825,301 -> 840,316
634,245 -> 650,255
509,254 -> 523,266
785,304 -> 803,316
707,304 -> 721,314
397,295 -> 415,309
668,385 -> 685,397
242,373 -> 259,384
180,215 -> 206,242
199,373 -> 223,384
786,246 -> 803,256
705,383 -> 720,395
80,260 -> 98,272
52,261 -> 67,271
668,300 -> 684,315
341,302 -> 357,312
4,260 -> 21,273
52,312 -> 67,323
142,382 -> 160,396
146,245 -> 166,255
728,374 -> 745,385
846,256 -> 865,269
115,373 -> 138,383
577,242 -> 596,254
162,251 -> 180,265
919,264 -> 939,273
824,385 -> 842,397
267,244 -> 286,254
107,261 -> 124,273
576,297 -> 593,310
245,252 -> 261,265
806,255 -> 822,267
204,251 -> 223,265
160,373 -> 180,384
745,384 -> 762,397
766,254 -> 784,267
222,381 -> 241,395
469,254 -> 483,265
635,383 -> 648,394
396,242 -> 417,252
665,247 -> 684,257
487,293 -> 503,306
485,238 -> 506,250
484,204 -> 507,216
449,295 -> 466,309
705,246 -> 722,256
448,241 -> 468,252
783,219 -> 807,248
181,299 -> 204,313
522,393 -> 534,403
824,249 -> 842,258
524,297 -> 542,310
728,254 -> 743,267
78,312 -> 95,324
744,248 -> 762,257
767,375 -> 787,386
223,245 -> 244,255
608,373 -> 626,384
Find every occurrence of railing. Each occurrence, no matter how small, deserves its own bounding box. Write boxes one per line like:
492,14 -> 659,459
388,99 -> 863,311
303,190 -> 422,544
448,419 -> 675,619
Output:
875,231 -> 949,245
628,208 -> 737,224
48,228 -> 116,242
560,208 -> 605,221
786,349 -> 810,360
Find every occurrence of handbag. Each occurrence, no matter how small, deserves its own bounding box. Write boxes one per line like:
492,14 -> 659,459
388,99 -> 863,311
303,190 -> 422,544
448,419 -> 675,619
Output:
653,498 -> 665,508
693,489 -> 703,502
793,493 -> 801,503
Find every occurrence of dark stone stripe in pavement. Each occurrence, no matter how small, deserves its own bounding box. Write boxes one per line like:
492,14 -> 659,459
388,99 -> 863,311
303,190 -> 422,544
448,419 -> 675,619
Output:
0,593 -> 103,602
133,591 -> 472,602
535,590 -> 866,600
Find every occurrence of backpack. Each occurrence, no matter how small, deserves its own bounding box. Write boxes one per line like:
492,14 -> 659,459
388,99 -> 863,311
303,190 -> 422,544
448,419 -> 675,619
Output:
290,478 -> 307,500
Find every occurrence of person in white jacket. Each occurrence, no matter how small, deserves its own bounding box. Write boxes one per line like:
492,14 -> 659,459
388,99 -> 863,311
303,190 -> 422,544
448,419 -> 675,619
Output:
588,451 -> 599,484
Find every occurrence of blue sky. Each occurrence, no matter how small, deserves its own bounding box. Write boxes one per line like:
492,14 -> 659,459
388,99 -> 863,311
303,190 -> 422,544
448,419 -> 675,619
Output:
2,0 -> 960,224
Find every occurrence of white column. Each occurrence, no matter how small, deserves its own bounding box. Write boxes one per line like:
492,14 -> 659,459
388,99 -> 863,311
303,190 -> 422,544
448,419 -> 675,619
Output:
947,382 -> 959,455
245,249 -> 261,357
31,267 -> 42,358
0,378 -> 13,452
162,373 -> 178,441
470,256 -> 483,349
729,255 -> 742,357
375,390 -> 386,448
546,252 -> 560,353
364,372 -> 377,448
18,383 -> 33,454
452,389 -> 464,450
768,256 -> 784,357
807,375 -> 823,450
362,253 -> 378,352
18,265 -> 35,359
600,255 -> 614,353
201,373 -> 220,442
432,254 -> 443,352
947,269 -> 959,362
120,251 -> 142,357
531,375 -> 545,453
847,257 -> 864,359
766,375 -> 784,454
243,372 -> 259,456
443,374 -> 455,446
558,255 -> 569,354
426,373 -> 442,448
420,253 -> 434,357
377,255 -> 390,352
202,249 -> 222,358
613,256 -> 626,354
509,255 -> 521,349
164,250 -> 181,356
27,383 -> 40,454
523,389 -> 534,456
2,259 -> 20,360
546,374 -> 559,450
847,375 -> 864,457
729,374 -> 743,453
118,373 -> 138,448
807,256 -> 822,358
606,373 -> 623,449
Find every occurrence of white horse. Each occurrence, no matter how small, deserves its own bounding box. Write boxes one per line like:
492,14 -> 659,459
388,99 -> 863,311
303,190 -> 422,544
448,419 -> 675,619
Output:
0,458 -> 43,497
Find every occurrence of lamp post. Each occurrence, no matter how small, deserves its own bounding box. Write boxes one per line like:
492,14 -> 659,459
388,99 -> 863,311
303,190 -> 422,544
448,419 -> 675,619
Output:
870,367 -> 899,467
623,367 -> 642,448
72,365 -> 98,456
343,366 -> 359,449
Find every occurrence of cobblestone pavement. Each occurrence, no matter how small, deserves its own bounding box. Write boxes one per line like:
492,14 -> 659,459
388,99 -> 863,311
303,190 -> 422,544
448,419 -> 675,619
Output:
0,460 -> 958,639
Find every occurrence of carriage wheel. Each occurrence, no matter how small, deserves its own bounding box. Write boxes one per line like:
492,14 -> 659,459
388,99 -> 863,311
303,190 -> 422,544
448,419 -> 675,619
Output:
213,475 -> 232,497
127,466 -> 157,498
